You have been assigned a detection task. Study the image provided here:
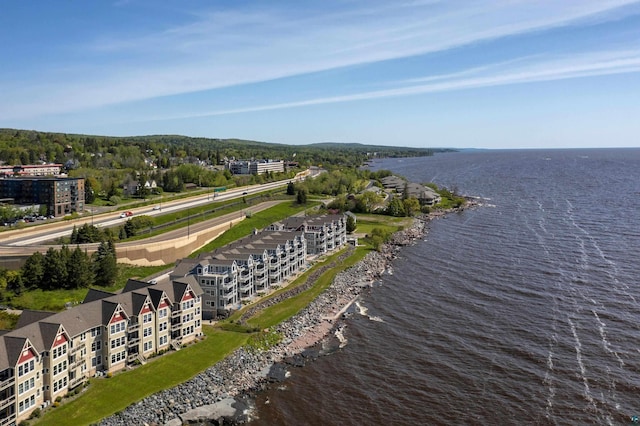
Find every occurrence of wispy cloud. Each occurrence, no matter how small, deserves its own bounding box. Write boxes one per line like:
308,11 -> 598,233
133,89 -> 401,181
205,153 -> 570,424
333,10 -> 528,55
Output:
139,49 -> 640,121
1,0 -> 638,120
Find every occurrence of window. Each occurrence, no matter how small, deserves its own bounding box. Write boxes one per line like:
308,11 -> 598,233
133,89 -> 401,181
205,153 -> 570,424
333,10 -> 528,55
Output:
53,345 -> 67,359
53,360 -> 67,376
159,322 -> 168,332
80,332 -> 86,341
111,351 -> 126,364
143,313 -> 152,323
182,299 -> 194,310
110,336 -> 126,349
143,327 -> 152,338
158,308 -> 168,318
110,321 -> 126,334
143,341 -> 153,352
18,377 -> 35,395
159,335 -> 168,345
53,376 -> 68,393
91,341 -> 101,352
91,356 -> 102,367
91,327 -> 102,337
18,395 -> 36,413
18,359 -> 35,377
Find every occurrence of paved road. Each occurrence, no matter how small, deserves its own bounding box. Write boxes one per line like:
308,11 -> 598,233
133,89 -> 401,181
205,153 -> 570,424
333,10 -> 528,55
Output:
0,179 -> 292,247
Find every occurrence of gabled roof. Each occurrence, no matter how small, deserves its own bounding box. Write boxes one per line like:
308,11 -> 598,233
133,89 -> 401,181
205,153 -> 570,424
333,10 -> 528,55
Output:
117,292 -> 151,317
2,335 -> 32,368
101,300 -> 124,325
147,287 -> 169,309
171,258 -> 199,279
15,310 -> 56,329
47,300 -> 105,337
83,288 -> 116,303
121,279 -> 154,294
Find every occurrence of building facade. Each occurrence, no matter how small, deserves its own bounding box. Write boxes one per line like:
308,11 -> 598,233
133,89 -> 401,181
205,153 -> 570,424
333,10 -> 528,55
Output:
0,278 -> 202,424
267,214 -> 348,255
226,160 -> 284,175
0,177 -> 85,217
0,164 -> 63,177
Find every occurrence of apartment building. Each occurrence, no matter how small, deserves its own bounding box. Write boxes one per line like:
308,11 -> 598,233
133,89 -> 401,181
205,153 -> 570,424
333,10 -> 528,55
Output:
267,214 -> 348,255
172,229 -> 308,318
226,160 -> 284,175
0,164 -> 63,177
0,277 -> 202,424
0,177 -> 85,217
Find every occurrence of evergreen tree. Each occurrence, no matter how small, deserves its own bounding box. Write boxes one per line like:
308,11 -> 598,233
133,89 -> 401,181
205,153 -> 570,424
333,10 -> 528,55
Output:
346,215 -> 356,233
286,181 -> 295,195
67,246 -> 94,289
70,225 -> 79,244
296,189 -> 307,205
21,251 -> 44,289
42,247 -> 68,290
94,241 -> 117,287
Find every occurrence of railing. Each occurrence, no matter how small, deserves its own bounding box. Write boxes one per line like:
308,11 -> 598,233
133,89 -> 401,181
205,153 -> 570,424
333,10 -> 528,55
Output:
70,357 -> 84,369
127,336 -> 140,346
0,377 -> 14,391
0,411 -> 16,426
69,375 -> 85,389
0,394 -> 16,411
127,322 -> 140,332
69,344 -> 84,355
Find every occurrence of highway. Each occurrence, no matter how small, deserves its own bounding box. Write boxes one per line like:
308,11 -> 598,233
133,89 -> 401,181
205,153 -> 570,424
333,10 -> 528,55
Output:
0,178 -> 296,247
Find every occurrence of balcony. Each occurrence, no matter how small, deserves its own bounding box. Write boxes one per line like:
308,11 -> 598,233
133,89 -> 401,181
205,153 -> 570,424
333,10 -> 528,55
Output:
127,322 -> 140,332
0,394 -> 15,411
221,280 -> 235,291
69,375 -> 85,389
70,356 -> 84,370
0,376 -> 14,392
239,282 -> 253,293
127,336 -> 140,346
69,343 -> 84,355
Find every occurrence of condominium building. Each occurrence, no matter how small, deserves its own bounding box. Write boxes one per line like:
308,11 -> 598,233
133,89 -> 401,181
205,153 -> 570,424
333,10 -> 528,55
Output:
171,230 -> 307,318
0,177 -> 85,217
0,278 -> 202,424
226,160 -> 284,175
267,214 -> 348,255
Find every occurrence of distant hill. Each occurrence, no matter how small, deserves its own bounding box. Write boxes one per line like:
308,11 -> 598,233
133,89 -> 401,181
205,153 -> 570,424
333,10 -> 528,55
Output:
0,128 -> 444,169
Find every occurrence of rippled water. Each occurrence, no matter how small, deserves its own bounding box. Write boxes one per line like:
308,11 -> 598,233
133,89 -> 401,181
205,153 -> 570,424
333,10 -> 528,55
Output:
249,149 -> 640,425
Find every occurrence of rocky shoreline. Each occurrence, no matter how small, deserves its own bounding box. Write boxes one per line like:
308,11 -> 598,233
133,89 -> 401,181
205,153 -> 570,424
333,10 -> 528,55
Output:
99,213 -> 446,426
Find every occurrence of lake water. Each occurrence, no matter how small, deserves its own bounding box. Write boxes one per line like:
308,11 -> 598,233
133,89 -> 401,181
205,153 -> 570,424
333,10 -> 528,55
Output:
249,148 -> 640,425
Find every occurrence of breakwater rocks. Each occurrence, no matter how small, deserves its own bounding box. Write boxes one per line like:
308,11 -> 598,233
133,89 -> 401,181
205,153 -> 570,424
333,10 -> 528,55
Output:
99,220 -> 428,426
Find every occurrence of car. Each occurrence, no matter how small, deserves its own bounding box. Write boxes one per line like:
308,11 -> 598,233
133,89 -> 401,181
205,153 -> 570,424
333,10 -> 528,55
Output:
152,206 -> 161,211
242,191 -> 248,195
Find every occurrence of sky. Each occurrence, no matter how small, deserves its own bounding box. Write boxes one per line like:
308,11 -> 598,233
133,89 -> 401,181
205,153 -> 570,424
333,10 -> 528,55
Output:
1,1 -> 640,149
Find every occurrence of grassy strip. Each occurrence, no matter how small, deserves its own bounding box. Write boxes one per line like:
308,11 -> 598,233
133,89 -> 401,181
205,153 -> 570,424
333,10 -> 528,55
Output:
35,327 -> 248,426
190,201 -> 317,257
244,247 -> 369,329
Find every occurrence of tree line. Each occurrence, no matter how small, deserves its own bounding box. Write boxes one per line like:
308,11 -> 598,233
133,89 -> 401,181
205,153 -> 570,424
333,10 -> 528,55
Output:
6,240 -> 118,295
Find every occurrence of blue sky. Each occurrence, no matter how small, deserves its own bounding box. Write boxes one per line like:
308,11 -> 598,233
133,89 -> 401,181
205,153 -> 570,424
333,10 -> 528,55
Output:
1,1 -> 640,149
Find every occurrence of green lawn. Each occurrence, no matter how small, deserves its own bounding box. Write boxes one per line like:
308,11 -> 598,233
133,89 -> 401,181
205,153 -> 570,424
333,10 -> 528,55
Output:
35,327 -> 248,426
